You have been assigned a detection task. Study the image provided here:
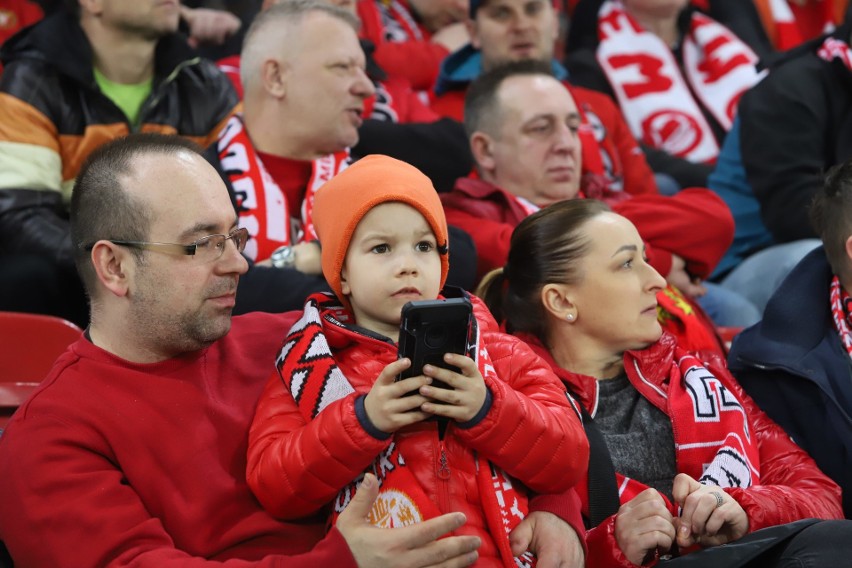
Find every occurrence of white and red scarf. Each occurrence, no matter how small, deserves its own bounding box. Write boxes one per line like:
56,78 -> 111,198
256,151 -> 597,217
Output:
578,350 -> 761,517
596,1 -> 760,163
216,114 -> 349,261
377,0 -> 424,42
830,275 -> 852,359
275,292 -> 535,567
761,0 -> 838,51
818,34 -> 852,68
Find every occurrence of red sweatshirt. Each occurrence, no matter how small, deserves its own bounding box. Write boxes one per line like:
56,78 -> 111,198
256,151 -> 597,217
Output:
0,312 -> 355,567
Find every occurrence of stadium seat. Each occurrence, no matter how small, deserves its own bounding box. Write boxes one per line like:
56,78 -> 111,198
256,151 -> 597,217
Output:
0,312 -> 82,428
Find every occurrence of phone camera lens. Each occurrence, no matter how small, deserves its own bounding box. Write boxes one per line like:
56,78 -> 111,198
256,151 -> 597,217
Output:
424,324 -> 448,349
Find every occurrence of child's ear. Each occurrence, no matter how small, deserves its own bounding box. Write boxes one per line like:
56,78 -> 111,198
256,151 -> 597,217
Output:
340,267 -> 351,296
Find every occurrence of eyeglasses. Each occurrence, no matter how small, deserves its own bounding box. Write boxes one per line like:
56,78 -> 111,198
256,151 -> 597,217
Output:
85,227 -> 249,262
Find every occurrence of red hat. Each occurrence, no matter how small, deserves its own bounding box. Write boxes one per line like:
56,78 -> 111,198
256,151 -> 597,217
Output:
313,155 -> 450,311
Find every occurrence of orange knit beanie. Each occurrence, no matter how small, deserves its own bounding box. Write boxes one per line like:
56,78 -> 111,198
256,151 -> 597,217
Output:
313,154 -> 450,310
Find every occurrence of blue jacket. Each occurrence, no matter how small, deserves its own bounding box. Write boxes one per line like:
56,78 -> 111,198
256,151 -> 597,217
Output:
706,116 -> 774,279
728,246 -> 852,517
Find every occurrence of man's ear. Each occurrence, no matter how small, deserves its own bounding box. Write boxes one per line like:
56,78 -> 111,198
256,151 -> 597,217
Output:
91,242 -> 133,298
540,283 -> 577,322
845,235 -> 852,265
470,131 -> 496,174
262,58 -> 288,99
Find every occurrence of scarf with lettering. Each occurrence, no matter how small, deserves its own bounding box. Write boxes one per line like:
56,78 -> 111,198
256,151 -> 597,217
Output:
216,114 -> 350,261
578,348 -> 761,518
596,1 -> 760,163
275,292 -> 535,567
830,275 -> 852,360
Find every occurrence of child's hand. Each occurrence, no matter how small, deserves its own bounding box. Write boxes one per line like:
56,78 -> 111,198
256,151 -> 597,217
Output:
364,358 -> 431,433
418,353 -> 487,423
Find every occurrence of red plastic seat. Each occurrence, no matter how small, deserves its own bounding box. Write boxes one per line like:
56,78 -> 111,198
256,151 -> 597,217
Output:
0,311 -> 82,428
716,326 -> 745,352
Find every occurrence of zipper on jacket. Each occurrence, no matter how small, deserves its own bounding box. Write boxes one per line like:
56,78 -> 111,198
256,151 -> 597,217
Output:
435,439 -> 451,513
134,57 -> 201,133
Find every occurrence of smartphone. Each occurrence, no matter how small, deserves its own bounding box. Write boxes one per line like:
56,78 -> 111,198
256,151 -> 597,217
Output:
397,297 -> 473,389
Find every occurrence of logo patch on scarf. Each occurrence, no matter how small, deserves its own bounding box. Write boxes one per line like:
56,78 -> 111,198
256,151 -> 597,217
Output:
369,489 -> 424,527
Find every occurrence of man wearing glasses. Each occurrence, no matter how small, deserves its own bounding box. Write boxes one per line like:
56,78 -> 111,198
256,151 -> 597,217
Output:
0,133 -> 482,567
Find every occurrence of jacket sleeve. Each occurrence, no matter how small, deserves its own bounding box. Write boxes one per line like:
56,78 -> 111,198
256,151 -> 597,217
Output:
585,517 -> 642,568
529,490 -> 589,560
612,188 -> 735,279
372,41 -> 448,92
246,370 -> 391,520
0,411 -> 356,568
715,365 -> 844,530
452,331 -> 590,494
0,66 -> 74,267
739,57 -> 824,243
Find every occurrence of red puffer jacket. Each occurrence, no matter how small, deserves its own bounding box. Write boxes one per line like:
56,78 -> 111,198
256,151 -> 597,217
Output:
520,332 -> 843,568
247,296 -> 589,566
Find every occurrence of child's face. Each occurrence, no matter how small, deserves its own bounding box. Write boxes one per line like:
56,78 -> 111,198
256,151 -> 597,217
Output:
341,202 -> 442,341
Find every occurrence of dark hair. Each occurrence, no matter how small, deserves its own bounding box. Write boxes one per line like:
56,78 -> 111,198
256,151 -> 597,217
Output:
464,59 -> 556,139
70,133 -> 203,297
811,159 -> 852,280
478,199 -> 611,343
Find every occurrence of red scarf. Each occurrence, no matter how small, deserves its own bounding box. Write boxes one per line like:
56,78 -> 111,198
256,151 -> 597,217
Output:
830,275 -> 852,359
609,351 -> 761,514
570,347 -> 761,517
657,286 -> 727,358
215,114 -> 349,261
275,292 -> 536,567
596,1 -> 760,163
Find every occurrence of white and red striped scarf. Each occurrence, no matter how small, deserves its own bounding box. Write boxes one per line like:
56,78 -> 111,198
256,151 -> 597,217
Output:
761,0 -> 838,51
276,292 -> 536,567
216,114 -> 349,261
579,350 -> 761,517
596,1 -> 760,163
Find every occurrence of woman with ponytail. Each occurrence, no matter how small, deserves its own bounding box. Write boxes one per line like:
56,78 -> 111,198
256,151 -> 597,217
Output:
478,198 -> 850,567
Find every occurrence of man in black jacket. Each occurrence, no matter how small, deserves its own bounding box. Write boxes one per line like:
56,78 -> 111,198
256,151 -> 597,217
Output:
729,158 -> 852,518
0,0 -> 239,324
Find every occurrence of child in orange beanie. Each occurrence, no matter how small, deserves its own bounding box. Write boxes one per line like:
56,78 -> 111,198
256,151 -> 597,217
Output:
246,155 -> 589,567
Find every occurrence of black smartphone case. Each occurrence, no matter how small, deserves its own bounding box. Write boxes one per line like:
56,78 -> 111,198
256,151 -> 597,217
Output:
397,297 -> 473,388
